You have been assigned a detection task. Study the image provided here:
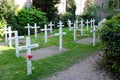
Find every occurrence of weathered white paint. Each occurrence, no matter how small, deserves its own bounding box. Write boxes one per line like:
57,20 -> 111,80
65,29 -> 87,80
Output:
55,21 -> 66,52
41,25 -> 51,43
48,21 -> 54,35
8,31 -> 24,57
67,19 -> 73,30
85,20 -> 89,30
31,23 -> 40,38
74,23 -> 77,41
18,37 -> 39,75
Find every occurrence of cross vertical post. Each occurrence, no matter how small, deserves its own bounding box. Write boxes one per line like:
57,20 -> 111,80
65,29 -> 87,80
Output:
90,19 -> 93,28
80,19 -> 84,36
91,25 -> 96,46
26,37 -> 32,75
8,27 -> 12,48
74,23 -> 77,41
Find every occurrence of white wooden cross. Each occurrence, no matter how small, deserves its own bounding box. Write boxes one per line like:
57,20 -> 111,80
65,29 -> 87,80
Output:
98,21 -> 102,28
25,23 -> 32,37
41,25 -> 51,43
75,19 -> 79,29
8,31 -> 24,57
48,21 -> 54,35
92,19 -> 95,27
18,37 -> 39,75
90,19 -> 93,28
102,18 -> 106,23
73,23 -> 77,41
58,20 -> 64,27
7,30 -> 19,48
0,26 -> 11,42
67,19 -> 73,30
91,25 -> 96,46
85,19 -> 89,30
80,19 -> 84,36
55,20 -> 66,52
31,23 -> 40,38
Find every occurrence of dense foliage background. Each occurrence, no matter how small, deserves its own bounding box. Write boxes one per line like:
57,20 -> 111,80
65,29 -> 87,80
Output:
100,14 -> 120,77
33,0 -> 59,21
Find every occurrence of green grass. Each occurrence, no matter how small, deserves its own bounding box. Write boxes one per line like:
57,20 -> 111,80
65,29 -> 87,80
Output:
0,27 -> 103,80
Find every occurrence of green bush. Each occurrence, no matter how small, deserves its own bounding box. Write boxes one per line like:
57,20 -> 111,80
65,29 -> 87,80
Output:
100,14 -> 120,77
60,12 -> 75,27
16,7 -> 48,35
0,0 -> 16,37
0,20 -> 5,37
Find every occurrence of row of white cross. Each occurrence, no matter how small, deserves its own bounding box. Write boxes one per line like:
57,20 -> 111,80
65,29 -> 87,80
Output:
0,21 -> 66,75
0,25 -> 39,75
0,18 -> 106,75
25,22 -> 54,38
67,19 -> 95,31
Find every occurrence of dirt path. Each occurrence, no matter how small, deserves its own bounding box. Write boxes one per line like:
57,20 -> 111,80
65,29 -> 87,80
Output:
41,52 -> 117,80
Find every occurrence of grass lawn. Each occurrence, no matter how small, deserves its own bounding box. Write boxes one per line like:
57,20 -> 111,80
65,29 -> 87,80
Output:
0,27 -> 103,80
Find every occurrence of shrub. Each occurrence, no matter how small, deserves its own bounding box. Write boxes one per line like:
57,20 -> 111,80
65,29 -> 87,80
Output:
16,7 -> 48,35
0,0 -> 16,36
60,12 -> 74,27
0,20 -> 5,37
100,14 -> 120,77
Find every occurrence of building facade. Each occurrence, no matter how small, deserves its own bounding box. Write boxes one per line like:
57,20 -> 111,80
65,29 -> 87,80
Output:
94,0 -> 120,18
14,0 -> 120,17
14,0 -> 87,15
57,0 -> 87,15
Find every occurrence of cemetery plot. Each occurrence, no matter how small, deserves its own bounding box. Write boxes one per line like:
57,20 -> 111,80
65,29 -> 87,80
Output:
75,37 -> 93,44
21,46 -> 68,60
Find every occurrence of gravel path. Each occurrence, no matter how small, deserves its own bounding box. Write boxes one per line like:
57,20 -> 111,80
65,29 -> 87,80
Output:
42,52 -> 117,80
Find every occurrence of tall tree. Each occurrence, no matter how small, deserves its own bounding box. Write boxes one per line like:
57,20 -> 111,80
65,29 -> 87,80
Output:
33,0 -> 60,21
66,0 -> 76,18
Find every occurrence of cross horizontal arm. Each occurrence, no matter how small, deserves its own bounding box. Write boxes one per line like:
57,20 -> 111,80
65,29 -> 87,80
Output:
18,44 -> 39,51
8,36 -> 24,40
31,26 -> 40,28
25,26 -> 32,28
